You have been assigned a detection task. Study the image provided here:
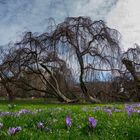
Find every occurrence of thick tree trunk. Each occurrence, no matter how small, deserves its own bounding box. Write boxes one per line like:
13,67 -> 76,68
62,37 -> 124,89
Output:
4,83 -> 14,102
122,58 -> 140,100
77,52 -> 100,103
40,64 -> 77,103
122,59 -> 138,81
0,74 -> 14,102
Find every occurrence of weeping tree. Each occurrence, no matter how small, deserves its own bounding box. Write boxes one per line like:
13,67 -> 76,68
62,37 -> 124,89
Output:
0,33 -> 76,102
51,17 -> 121,102
122,44 -> 140,100
6,32 -> 77,103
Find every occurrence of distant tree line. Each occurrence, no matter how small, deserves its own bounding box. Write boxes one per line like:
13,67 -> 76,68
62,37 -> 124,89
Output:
0,17 -> 140,103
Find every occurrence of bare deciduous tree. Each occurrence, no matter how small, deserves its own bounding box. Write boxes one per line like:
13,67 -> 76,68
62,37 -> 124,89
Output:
51,17 -> 121,102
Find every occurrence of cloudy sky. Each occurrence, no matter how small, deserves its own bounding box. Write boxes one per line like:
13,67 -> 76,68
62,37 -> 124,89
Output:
0,0 -> 140,49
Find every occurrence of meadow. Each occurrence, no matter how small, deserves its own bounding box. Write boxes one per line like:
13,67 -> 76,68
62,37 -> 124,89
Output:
0,100 -> 140,140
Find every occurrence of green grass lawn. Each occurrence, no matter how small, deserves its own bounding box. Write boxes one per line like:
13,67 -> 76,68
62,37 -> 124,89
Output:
0,100 -> 139,140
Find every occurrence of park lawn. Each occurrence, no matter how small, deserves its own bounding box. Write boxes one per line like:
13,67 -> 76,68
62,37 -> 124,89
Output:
0,100 -> 139,140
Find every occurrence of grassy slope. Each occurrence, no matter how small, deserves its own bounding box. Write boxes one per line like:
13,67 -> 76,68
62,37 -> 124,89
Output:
0,100 -> 139,140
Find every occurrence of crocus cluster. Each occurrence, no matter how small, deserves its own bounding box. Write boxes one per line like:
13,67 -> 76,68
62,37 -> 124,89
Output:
131,103 -> 140,108
66,116 -> 72,128
88,117 -> 97,128
134,110 -> 140,114
1,112 -> 12,117
18,109 -> 31,115
0,109 -> 37,117
8,126 -> 22,135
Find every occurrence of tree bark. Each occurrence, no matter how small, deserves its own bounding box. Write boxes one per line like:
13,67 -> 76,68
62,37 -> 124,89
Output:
122,58 -> 140,100
76,51 -> 100,103
3,82 -> 14,102
40,63 -> 78,103
0,73 -> 14,102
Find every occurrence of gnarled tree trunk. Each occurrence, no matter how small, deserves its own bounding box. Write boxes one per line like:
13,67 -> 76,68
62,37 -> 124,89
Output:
40,63 -> 78,103
77,51 -> 101,103
122,58 -> 140,100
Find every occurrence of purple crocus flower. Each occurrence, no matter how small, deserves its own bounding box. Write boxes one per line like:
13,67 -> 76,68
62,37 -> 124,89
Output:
104,109 -> 112,116
136,104 -> 140,108
8,126 -> 22,135
88,117 -> 97,128
15,126 -> 22,132
8,127 -> 16,135
66,116 -> 72,128
136,110 -> 140,113
37,122 -> 44,129
125,105 -> 134,117
0,123 -> 3,129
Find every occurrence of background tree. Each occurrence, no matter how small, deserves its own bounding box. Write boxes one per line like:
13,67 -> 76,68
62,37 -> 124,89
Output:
122,44 -> 140,100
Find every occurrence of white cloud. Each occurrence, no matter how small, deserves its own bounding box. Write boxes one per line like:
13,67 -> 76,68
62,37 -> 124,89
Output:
107,0 -> 140,50
0,0 -> 117,45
